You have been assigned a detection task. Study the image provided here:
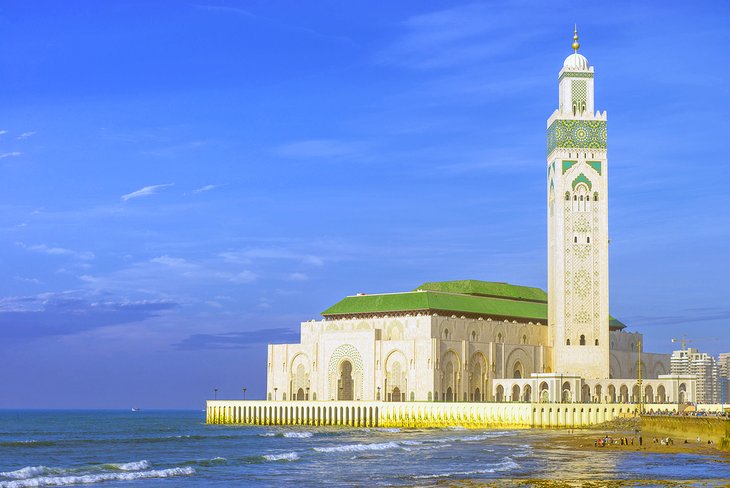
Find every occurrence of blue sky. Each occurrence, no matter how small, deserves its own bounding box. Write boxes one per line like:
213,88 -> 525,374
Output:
1,1 -> 729,408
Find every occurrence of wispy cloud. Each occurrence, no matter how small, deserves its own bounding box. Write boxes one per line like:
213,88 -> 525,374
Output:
229,270 -> 257,284
121,183 -> 174,201
17,131 -> 36,140
219,248 -> 324,267
0,292 -> 179,340
0,130 -> 7,136
0,151 -> 22,159
13,276 -> 42,285
377,4 -> 545,70
191,184 -> 218,194
274,139 -> 363,159
16,242 -> 95,261
192,4 -> 255,17
287,272 -> 309,282
174,327 -> 298,350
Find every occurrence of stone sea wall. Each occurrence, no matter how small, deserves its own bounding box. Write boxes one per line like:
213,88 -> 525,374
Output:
206,400 -> 671,429
641,415 -> 730,450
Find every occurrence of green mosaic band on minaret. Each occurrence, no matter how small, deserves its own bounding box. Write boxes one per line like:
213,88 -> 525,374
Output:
547,119 -> 607,156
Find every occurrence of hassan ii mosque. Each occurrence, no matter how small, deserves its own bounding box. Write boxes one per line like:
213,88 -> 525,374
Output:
206,30 -> 698,426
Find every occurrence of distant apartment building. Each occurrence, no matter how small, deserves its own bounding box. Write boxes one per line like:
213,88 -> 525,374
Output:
719,352 -> 730,404
670,348 -> 720,404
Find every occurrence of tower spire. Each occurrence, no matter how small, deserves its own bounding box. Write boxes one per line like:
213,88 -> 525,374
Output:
572,25 -> 580,53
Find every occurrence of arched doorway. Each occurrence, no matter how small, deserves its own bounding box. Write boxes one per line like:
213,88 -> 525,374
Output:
339,361 -> 354,400
391,387 -> 402,402
296,388 -> 305,401
523,385 -> 532,402
632,384 -> 640,403
512,384 -> 520,402
496,385 -> 504,402
513,361 -> 523,379
473,387 -> 481,402
657,385 -> 666,403
562,382 -> 571,403
445,387 -> 454,402
582,384 -> 591,403
679,383 -> 687,403
539,381 -> 549,403
619,385 -> 629,403
595,385 -> 602,403
645,385 -> 654,403
608,385 -> 616,403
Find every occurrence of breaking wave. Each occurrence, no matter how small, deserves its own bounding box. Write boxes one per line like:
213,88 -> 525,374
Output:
262,452 -> 300,462
412,458 -> 520,479
283,432 -> 313,438
0,467 -> 195,488
314,441 -> 402,453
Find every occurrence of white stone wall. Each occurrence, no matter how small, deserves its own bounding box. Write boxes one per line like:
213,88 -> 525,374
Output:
267,315 -> 550,403
608,330 -> 670,379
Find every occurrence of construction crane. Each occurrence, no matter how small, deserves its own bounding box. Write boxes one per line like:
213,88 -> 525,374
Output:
671,336 -> 695,350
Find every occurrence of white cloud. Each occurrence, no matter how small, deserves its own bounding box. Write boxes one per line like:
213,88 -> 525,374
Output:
274,139 -> 361,159
14,276 -> 42,284
17,131 -> 36,140
229,270 -> 257,284
0,130 -> 7,136
121,183 -> 174,201
287,272 -> 309,282
0,151 -> 22,159
191,184 -> 218,194
149,255 -> 193,268
219,248 -> 324,266
16,242 -> 95,261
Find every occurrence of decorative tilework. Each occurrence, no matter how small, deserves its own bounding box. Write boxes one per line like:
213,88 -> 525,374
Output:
547,119 -> 607,155
562,160 -> 577,174
587,161 -> 602,175
559,71 -> 594,82
571,80 -> 587,112
572,173 -> 592,191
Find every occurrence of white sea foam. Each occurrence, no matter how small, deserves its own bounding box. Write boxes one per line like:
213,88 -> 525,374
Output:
375,428 -> 400,433
262,452 -> 300,462
259,432 -> 277,437
313,441 -> 401,453
283,432 -> 313,438
412,458 -> 519,479
108,461 -> 150,471
0,467 -> 195,488
0,467 -> 49,480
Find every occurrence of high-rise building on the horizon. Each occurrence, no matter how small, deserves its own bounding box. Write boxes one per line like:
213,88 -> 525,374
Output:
671,348 -> 720,403
719,352 -> 730,404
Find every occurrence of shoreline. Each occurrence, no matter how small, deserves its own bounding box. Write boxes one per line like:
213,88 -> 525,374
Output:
537,417 -> 730,458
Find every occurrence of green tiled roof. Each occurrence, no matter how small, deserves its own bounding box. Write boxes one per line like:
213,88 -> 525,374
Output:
322,290 -> 546,322
415,280 -> 547,303
321,280 -> 628,330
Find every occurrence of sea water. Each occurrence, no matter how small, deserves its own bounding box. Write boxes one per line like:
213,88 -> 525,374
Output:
0,410 -> 727,487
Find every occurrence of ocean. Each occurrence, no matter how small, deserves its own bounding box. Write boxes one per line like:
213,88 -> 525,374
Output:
0,410 -> 727,487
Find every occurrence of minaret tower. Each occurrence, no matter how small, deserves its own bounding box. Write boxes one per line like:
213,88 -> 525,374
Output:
547,28 -> 609,379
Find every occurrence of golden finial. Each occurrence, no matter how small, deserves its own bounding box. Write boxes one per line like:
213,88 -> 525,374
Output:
572,24 -> 580,52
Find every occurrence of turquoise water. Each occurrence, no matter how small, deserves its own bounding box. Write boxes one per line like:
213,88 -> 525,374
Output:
0,410 -> 728,487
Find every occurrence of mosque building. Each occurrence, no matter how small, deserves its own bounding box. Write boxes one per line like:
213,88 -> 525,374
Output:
264,30 -> 694,409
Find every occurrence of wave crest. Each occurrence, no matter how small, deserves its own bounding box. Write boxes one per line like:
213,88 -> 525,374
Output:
0,467 -> 195,488
262,452 -> 299,462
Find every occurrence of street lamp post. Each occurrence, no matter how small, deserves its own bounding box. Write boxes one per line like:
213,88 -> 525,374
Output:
274,387 -> 278,401
214,388 -> 218,400
377,386 -> 381,401
243,388 -> 247,401
306,387 -> 310,401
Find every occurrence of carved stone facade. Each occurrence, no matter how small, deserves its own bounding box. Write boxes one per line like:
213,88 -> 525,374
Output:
267,313 -> 549,403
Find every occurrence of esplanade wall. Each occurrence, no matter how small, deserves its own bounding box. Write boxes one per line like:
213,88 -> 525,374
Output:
206,400 -> 671,429
641,415 -> 730,450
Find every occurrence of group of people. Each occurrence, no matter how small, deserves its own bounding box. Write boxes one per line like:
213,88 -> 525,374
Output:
594,435 -> 642,447
652,437 -> 674,445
